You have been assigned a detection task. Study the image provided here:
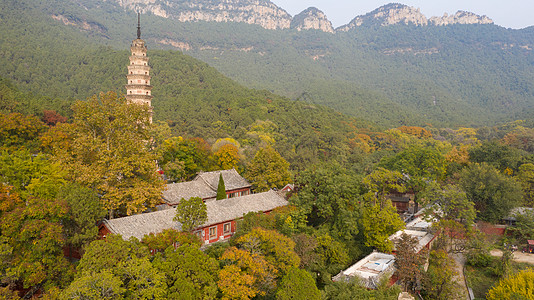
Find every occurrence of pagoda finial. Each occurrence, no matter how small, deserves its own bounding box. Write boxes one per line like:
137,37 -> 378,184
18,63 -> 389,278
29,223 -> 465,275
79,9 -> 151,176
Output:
137,12 -> 141,39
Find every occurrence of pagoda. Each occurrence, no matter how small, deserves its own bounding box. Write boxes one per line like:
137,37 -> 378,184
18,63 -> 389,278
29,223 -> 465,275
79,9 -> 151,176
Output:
126,13 -> 153,121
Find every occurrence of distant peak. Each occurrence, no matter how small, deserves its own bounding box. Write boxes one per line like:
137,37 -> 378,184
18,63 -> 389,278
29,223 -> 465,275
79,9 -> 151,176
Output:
291,7 -> 334,33
337,2 -> 493,32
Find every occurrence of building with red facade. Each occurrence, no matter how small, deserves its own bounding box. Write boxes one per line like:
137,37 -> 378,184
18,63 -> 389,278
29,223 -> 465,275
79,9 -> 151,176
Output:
100,190 -> 287,244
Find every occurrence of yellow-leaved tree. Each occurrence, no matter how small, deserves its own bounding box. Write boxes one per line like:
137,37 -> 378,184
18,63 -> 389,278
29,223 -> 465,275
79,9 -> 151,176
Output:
487,268 -> 534,300
50,92 -> 164,217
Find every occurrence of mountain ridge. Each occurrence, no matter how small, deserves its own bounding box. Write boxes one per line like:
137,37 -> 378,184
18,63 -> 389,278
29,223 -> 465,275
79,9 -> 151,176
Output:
2,0 -> 534,128
109,1 -> 496,32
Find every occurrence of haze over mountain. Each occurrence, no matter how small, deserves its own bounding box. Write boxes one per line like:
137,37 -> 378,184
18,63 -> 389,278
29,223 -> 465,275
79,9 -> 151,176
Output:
2,0 -> 534,128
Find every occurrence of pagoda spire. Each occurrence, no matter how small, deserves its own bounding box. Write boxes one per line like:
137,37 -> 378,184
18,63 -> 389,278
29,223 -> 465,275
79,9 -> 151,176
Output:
137,12 -> 141,39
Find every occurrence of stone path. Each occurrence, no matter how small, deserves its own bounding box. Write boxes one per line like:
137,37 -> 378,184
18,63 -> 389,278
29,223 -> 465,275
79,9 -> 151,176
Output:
451,253 -> 471,300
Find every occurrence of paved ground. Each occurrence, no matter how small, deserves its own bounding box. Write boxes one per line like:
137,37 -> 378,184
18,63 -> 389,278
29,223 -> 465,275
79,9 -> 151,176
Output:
451,253 -> 470,300
490,249 -> 534,264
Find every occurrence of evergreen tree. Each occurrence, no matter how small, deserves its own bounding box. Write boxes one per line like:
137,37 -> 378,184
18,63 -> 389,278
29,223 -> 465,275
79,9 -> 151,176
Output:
174,197 -> 208,232
216,173 -> 226,200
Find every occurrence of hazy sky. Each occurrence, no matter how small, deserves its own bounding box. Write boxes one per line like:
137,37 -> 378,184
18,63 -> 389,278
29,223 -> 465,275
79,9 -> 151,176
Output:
270,0 -> 534,29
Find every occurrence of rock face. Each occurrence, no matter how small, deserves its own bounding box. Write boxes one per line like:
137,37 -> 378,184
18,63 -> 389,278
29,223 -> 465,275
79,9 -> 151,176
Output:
109,1 -> 494,33
290,7 -> 334,33
51,14 -> 108,34
112,0 -> 292,30
337,3 -> 493,32
338,3 -> 427,31
429,11 -> 493,26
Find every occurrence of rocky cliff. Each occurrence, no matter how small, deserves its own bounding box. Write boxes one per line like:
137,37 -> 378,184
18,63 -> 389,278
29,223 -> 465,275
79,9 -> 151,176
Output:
112,0 -> 292,30
110,1 -> 494,33
337,3 -> 493,32
290,7 -> 334,33
429,11 -> 493,26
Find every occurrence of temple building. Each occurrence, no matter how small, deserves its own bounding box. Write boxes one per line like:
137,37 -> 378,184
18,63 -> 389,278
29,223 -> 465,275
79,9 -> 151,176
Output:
126,13 -> 153,121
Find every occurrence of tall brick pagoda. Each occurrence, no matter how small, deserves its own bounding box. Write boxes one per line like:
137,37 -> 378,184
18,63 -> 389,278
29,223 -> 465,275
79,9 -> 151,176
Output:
126,13 -> 153,121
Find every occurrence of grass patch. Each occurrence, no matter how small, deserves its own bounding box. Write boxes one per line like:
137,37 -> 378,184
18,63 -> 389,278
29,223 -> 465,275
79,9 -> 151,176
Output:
464,256 -> 532,299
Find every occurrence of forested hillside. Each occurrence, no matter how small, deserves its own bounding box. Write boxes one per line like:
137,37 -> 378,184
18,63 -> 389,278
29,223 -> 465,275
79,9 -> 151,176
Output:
3,0 -> 533,127
3,1 -> 534,299
0,0 -> 379,171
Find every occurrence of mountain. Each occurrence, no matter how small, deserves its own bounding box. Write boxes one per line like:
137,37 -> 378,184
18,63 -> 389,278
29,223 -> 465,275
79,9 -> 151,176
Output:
290,7 -> 333,33
338,3 -> 493,31
2,0 -> 534,128
111,0 -> 293,30
0,0 -> 379,170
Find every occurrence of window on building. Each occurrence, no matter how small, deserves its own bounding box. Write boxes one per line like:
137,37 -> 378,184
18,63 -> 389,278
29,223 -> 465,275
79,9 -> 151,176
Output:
223,223 -> 231,235
209,227 -> 217,240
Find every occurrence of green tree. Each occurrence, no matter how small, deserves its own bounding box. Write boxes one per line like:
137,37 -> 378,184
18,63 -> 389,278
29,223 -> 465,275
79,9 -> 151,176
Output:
420,182 -> 476,227
142,229 -> 200,252
486,268 -> 534,300
246,146 -> 291,192
174,197 -> 208,232
0,112 -> 46,151
469,140 -> 524,173
313,233 -> 351,284
363,167 -> 406,204
324,277 -> 401,300
159,136 -> 213,182
395,233 -> 427,292
380,144 -> 447,210
51,92 -> 164,217
61,269 -> 125,300
361,200 -> 405,252
291,163 -> 361,241
275,267 -> 320,300
217,173 -> 227,200
58,183 -> 106,250
235,228 -> 300,275
0,185 -> 73,293
76,235 -> 149,275
153,244 -> 219,299
0,150 -> 65,197
460,163 -> 523,223
73,235 -> 165,299
423,250 -> 461,300
516,163 -> 534,206
506,209 -> 534,245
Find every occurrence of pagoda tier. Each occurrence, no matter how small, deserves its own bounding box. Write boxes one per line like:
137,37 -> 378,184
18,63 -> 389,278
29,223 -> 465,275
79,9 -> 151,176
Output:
126,37 -> 153,109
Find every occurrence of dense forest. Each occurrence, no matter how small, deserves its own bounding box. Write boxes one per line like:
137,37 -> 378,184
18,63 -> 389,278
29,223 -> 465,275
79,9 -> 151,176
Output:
1,0 -> 534,299
3,0 -> 533,127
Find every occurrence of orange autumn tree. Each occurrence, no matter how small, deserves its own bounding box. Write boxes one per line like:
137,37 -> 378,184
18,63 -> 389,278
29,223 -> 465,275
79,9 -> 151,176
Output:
218,247 -> 278,299
397,126 -> 432,139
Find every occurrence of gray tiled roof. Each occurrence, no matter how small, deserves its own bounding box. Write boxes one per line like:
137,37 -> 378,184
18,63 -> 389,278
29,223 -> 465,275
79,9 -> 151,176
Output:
162,180 -> 214,205
162,169 -> 251,205
205,190 -> 287,226
103,208 -> 182,241
195,169 -> 251,191
104,190 -> 288,241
